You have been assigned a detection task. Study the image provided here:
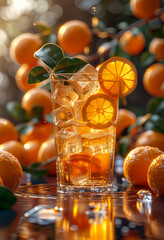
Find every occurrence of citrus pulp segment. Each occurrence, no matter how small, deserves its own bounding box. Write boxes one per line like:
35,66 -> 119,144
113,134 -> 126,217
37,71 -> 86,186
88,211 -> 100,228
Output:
82,93 -> 117,129
98,57 -> 138,98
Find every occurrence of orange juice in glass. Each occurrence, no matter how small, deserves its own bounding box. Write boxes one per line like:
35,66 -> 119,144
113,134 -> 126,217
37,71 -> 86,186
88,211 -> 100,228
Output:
51,58 -> 137,193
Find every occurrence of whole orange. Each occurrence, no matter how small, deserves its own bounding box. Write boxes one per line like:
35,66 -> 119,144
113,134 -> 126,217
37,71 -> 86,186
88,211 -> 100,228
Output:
0,118 -> 18,145
20,121 -> 53,144
15,63 -> 39,92
119,28 -> 145,55
10,33 -> 41,65
24,140 -> 42,166
123,146 -> 163,186
149,38 -> 164,60
58,20 -> 92,54
143,63 -> 164,97
38,138 -> 56,175
135,130 -> 164,152
0,140 -> 29,166
130,0 -> 161,20
21,88 -> 52,116
117,109 -> 137,137
147,154 -> 164,196
0,150 -> 23,192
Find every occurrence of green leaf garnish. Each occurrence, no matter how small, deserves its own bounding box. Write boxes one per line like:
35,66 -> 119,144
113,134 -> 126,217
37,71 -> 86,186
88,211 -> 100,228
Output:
147,98 -> 164,117
55,57 -> 88,73
145,114 -> 164,134
28,66 -> 49,84
34,21 -> 52,35
22,165 -> 48,179
34,43 -> 65,69
0,186 -> 17,210
16,123 -> 33,135
6,101 -> 30,122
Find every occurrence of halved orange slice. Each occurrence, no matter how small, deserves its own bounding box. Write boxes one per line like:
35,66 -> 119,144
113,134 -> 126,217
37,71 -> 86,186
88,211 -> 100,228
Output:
98,57 -> 137,98
82,93 -> 117,129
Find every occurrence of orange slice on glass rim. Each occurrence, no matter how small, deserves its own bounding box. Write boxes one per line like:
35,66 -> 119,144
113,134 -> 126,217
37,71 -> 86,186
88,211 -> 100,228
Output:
98,57 -> 138,98
82,93 -> 117,129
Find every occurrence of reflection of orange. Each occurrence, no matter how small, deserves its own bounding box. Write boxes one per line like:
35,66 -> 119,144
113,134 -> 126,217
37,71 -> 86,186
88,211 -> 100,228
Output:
149,38 -> 164,60
21,88 -> 52,116
38,138 -> 56,175
10,33 -> 41,65
130,0 -> 161,20
20,121 -> 53,144
82,93 -> 117,129
15,63 -> 38,92
58,20 -> 92,54
148,154 -> 164,196
0,140 -> 29,166
135,130 -> 164,152
117,109 -> 137,137
0,176 -> 3,185
24,140 -> 42,166
0,150 -> 23,192
123,146 -> 163,186
0,118 -> 18,145
119,28 -> 145,55
98,57 -> 137,98
143,63 -> 164,97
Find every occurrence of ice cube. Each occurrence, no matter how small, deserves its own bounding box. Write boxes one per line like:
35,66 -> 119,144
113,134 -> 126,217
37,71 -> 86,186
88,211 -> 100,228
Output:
51,81 -> 78,107
53,106 -> 74,127
70,64 -> 99,98
82,129 -> 114,154
55,129 -> 82,154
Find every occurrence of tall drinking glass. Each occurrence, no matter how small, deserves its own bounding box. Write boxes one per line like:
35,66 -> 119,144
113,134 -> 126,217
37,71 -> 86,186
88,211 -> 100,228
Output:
51,64 -> 119,193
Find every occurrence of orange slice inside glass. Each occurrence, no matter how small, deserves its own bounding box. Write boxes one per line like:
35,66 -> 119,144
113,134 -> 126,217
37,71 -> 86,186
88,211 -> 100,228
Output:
82,93 -> 117,129
98,57 -> 138,98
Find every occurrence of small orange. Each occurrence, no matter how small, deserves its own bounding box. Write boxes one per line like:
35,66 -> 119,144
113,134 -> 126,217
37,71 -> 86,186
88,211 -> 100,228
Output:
0,176 -> 3,185
130,0 -> 161,20
38,138 -> 56,175
135,130 -> 164,152
20,121 -> 53,144
0,118 -> 18,145
24,140 -> 42,166
58,20 -> 92,54
147,154 -> 164,196
149,38 -> 164,60
15,63 -> 39,92
123,146 -> 163,186
98,57 -> 138,98
0,140 -> 29,166
82,93 -> 117,129
119,28 -> 145,55
143,63 -> 164,97
10,33 -> 41,65
21,88 -> 52,116
117,109 -> 137,137
0,150 -> 23,192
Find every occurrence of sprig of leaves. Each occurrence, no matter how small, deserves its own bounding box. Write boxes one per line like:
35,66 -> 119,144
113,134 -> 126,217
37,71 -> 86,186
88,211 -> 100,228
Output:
0,186 -> 17,210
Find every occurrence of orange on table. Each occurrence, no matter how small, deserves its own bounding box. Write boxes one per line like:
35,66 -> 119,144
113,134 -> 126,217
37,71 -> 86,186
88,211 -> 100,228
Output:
57,20 -> 92,54
15,63 -> 39,92
20,121 -> 53,144
0,150 -> 23,192
0,118 -> 18,145
38,138 -> 56,176
117,109 -> 137,137
135,130 -> 164,152
98,57 -> 138,98
119,28 -> 145,55
143,63 -> 164,97
9,33 -> 41,65
130,0 -> 161,20
149,38 -> 164,60
82,93 -> 117,129
21,88 -> 52,116
0,140 -> 29,166
24,140 -> 42,166
123,146 -> 163,186
147,154 -> 164,196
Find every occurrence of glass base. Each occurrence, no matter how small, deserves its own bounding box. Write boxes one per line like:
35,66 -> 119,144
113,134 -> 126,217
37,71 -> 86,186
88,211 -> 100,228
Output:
57,184 -> 113,194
